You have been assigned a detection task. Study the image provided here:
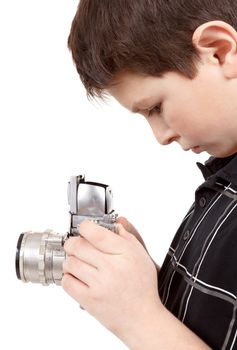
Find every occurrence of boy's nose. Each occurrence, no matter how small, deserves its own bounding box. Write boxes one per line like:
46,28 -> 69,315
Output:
156,131 -> 179,145
148,118 -> 179,146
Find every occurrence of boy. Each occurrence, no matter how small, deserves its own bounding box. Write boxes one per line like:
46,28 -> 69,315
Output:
62,1 -> 237,349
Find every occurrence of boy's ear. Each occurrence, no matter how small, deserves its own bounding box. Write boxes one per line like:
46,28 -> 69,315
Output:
192,20 -> 237,78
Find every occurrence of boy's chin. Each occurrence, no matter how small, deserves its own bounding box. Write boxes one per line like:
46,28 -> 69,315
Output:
207,148 -> 237,158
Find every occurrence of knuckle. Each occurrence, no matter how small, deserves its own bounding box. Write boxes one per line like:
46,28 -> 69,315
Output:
63,237 -> 73,253
64,236 -> 81,254
62,259 -> 68,272
61,274 -> 72,292
90,286 -> 103,302
79,220 -> 91,235
64,237 -> 74,250
63,256 -> 78,274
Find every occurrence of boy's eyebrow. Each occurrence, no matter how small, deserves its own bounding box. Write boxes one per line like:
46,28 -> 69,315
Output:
131,98 -> 150,113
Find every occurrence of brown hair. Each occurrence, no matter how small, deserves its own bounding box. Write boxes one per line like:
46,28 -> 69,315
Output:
68,0 -> 237,99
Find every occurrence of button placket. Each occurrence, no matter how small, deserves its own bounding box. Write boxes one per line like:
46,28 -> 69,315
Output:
183,230 -> 191,241
199,196 -> 207,208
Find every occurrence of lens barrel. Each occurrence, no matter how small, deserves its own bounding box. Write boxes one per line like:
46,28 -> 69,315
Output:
15,231 -> 66,285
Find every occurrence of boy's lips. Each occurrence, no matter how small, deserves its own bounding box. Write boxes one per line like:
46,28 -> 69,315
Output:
182,145 -> 204,153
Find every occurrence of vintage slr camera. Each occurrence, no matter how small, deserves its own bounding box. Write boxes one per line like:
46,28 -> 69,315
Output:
15,175 -> 118,286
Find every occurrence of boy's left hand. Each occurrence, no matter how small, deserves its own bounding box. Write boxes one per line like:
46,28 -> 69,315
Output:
62,220 -> 161,340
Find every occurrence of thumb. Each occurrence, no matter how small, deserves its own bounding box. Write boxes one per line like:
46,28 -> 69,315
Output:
116,216 -> 147,250
116,217 -> 160,271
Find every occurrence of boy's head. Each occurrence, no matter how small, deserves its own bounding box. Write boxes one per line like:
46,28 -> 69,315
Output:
68,1 -> 237,157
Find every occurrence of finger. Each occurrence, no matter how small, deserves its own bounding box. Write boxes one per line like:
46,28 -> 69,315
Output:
116,216 -> 147,249
62,273 -> 89,307
79,220 -> 126,254
116,216 -> 138,234
63,255 -> 98,287
117,218 -> 159,270
64,236 -> 105,269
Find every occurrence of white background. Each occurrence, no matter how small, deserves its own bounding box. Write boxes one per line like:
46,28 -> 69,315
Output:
0,1 -> 207,349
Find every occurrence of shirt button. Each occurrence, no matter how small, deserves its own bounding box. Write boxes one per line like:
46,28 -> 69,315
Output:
199,197 -> 207,208
183,230 -> 190,241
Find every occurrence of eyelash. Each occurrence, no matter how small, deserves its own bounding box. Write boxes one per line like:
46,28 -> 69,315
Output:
147,103 -> 162,117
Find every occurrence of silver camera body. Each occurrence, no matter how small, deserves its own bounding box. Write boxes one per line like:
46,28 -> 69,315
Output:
15,175 -> 117,286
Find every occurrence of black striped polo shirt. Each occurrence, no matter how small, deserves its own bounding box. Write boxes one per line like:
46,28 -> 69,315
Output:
158,153 -> 237,350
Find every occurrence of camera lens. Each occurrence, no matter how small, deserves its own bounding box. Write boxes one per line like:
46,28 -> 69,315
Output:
15,231 -> 65,285
15,233 -> 24,280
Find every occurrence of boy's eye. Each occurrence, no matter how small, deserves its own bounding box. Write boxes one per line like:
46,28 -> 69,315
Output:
147,103 -> 162,117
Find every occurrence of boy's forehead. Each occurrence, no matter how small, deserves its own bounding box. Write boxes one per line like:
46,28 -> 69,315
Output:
108,71 -> 161,111
109,71 -> 140,91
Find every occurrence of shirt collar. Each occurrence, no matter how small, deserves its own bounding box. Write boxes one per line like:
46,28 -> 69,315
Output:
197,153 -> 237,188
